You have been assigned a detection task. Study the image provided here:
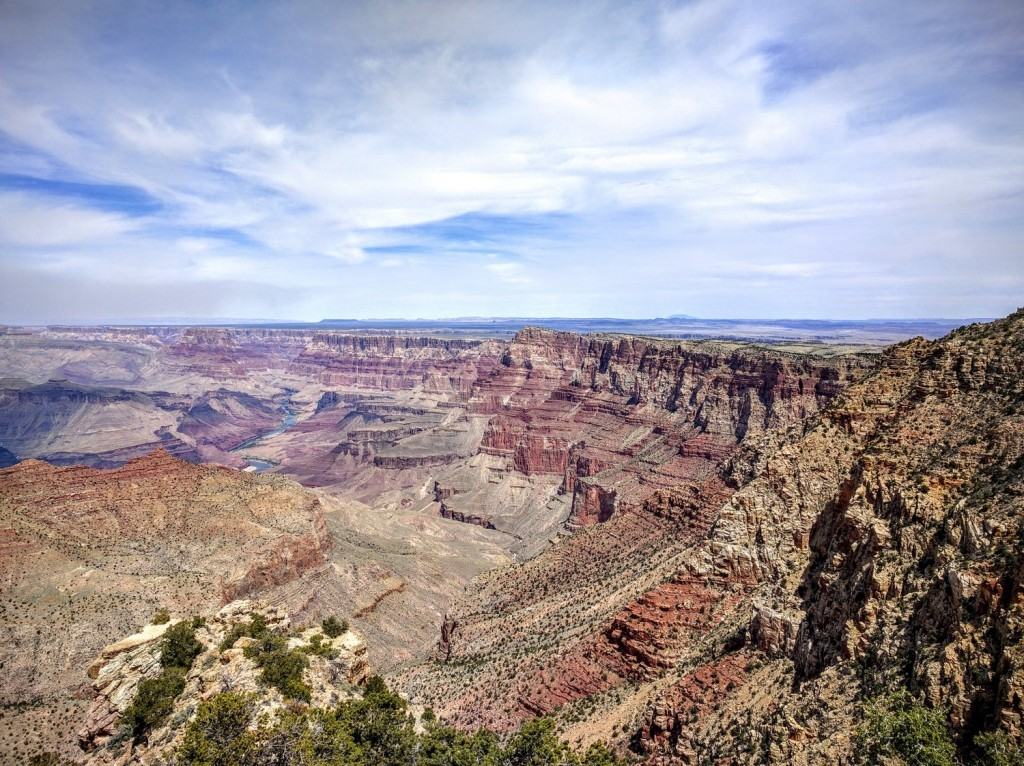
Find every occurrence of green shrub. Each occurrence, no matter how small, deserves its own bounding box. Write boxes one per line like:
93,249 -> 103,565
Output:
123,666 -> 187,741
160,619 -> 203,669
855,690 -> 957,766
304,632 -> 338,658
218,613 -> 269,652
321,615 -> 348,638
974,730 -> 1024,766
503,717 -> 572,766
334,675 -> 417,765
419,717 -> 501,766
579,741 -> 625,766
175,692 -> 260,766
243,633 -> 311,702
152,608 -> 171,625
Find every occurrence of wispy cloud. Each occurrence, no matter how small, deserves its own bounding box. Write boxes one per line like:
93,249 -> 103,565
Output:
0,191 -> 138,246
0,0 -> 1021,322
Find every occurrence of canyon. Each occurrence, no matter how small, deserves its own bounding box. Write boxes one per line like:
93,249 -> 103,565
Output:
0,313 -> 1020,764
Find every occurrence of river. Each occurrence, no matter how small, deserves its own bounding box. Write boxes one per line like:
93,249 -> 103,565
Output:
231,391 -> 298,472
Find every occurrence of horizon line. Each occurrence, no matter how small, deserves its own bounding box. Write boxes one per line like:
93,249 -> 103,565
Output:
1,315 -> 999,327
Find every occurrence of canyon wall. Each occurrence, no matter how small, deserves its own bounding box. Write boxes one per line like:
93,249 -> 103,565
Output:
402,312 -> 1024,764
20,320 -> 1023,764
460,328 -> 871,533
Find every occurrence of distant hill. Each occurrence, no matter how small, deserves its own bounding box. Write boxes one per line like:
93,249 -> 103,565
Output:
312,315 -> 982,345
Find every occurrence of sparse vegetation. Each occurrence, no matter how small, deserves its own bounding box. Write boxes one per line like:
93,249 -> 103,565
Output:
152,607 -> 171,624
174,677 -> 627,766
321,615 -> 348,638
27,754 -> 75,766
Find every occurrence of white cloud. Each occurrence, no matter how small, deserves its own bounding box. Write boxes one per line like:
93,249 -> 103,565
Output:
0,192 -> 137,246
0,0 -> 1021,320
485,261 -> 531,285
326,242 -> 368,265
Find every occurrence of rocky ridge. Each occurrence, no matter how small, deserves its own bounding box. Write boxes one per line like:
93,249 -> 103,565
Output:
402,311 -> 1024,764
78,599 -> 371,765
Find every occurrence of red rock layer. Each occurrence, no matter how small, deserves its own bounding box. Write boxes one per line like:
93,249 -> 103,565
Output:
470,328 -> 871,530
160,328 -> 503,394
288,334 -> 500,394
400,333 -> 865,732
409,312 -> 1024,764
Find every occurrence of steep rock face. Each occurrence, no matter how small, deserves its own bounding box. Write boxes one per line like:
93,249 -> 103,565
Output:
569,481 -> 617,526
439,500 -> 497,529
471,329 -> 871,527
0,380 -> 183,460
161,327 -> 306,379
404,312 -> 1024,764
625,312 -> 1024,763
287,333 -> 501,394
0,451 -> 331,764
177,388 -> 284,452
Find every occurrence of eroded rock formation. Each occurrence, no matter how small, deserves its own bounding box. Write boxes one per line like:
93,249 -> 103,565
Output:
78,600 -> 370,764
400,312 -> 1024,764
4,315 -> 1022,764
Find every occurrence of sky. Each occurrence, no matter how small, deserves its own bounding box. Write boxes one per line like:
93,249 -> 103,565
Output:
0,0 -> 1022,323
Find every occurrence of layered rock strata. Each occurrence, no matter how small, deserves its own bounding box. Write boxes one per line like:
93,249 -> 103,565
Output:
402,312 -> 1024,764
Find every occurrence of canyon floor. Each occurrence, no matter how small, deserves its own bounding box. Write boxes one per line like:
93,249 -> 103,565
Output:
0,315 -> 1020,764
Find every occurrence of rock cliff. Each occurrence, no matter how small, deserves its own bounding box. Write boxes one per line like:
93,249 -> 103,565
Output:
401,312 -> 1024,764
8,316 -> 1023,764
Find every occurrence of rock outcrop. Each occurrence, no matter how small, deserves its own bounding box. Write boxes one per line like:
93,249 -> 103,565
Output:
78,600 -> 370,764
439,500 -> 497,529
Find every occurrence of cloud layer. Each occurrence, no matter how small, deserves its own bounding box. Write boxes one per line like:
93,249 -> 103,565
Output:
0,0 -> 1021,322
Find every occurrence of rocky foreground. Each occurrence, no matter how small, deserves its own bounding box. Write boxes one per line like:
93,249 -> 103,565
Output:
77,600 -> 370,765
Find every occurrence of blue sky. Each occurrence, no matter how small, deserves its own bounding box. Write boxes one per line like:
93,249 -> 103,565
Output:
0,0 -> 1021,323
